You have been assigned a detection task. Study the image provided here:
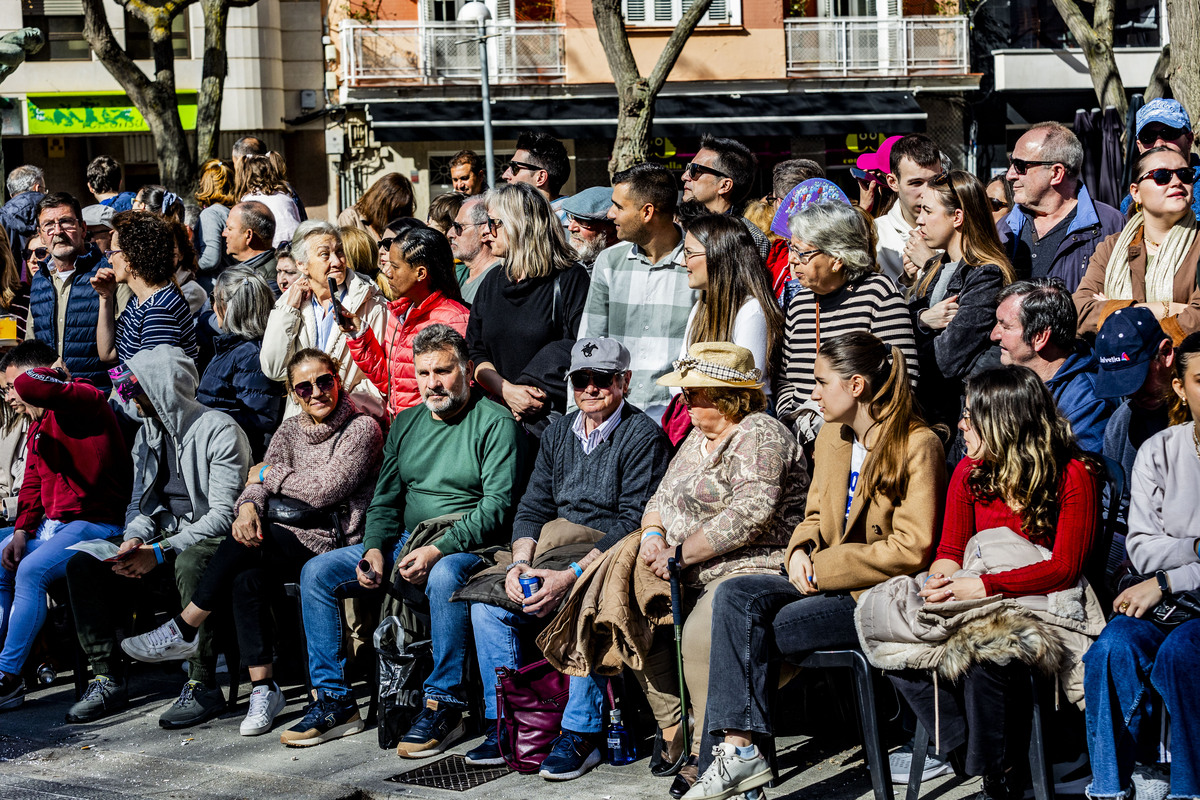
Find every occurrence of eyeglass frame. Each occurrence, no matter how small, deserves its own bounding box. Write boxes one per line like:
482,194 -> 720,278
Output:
103,248 -> 124,260
788,244 -> 822,265
683,248 -> 707,261
1007,158 -> 1058,176
1135,167 -> 1198,187
569,370 -> 620,391
450,220 -> 489,236
683,162 -> 730,181
39,217 -> 80,234
486,217 -> 504,233
292,373 -> 337,400
506,159 -> 544,175
21,246 -> 48,261
1137,125 -> 1189,147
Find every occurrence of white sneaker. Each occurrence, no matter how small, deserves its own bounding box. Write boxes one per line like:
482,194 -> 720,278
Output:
889,743 -> 954,783
682,743 -> 772,800
120,619 -> 199,663
240,684 -> 287,736
1131,764 -> 1170,800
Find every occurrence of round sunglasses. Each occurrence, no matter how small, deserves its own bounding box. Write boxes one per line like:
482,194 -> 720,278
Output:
293,373 -> 336,400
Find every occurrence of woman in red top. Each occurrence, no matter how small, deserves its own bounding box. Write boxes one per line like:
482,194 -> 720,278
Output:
343,227 -> 469,417
889,365 -> 1101,800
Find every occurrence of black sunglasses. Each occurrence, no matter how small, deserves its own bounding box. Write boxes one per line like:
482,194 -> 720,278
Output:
1137,126 -> 1188,147
377,237 -> 395,252
684,162 -> 730,180
450,220 -> 487,236
22,246 -> 47,261
507,159 -> 543,175
988,197 -> 1010,212
1136,167 -> 1197,186
570,370 -> 619,390
293,373 -> 336,400
1008,158 -> 1058,175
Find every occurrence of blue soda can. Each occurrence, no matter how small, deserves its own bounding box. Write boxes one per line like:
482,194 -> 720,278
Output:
519,574 -> 542,599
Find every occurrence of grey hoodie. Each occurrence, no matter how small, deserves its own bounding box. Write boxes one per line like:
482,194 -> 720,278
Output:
122,345 -> 251,551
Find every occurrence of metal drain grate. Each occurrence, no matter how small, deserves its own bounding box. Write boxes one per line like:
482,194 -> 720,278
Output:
386,754 -> 510,792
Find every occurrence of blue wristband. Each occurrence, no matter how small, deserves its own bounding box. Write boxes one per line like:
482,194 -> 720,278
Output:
153,543 -> 165,564
259,464 -> 268,483
569,562 -> 583,578
640,528 -> 665,541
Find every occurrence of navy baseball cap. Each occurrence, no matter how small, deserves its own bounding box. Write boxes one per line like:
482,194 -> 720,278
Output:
1094,307 -> 1168,399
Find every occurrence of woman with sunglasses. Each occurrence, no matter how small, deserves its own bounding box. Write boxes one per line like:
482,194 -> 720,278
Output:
986,175 -> 1014,225
373,218 -> 427,300
468,182 -> 589,436
908,171 -> 1014,429
120,348 -> 384,737
0,228 -> 29,338
1075,145 -> 1200,339
344,227 -> 469,417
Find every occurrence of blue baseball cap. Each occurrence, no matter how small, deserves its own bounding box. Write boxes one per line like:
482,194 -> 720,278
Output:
1136,99 -> 1192,136
1094,306 -> 1169,399
559,186 -> 614,222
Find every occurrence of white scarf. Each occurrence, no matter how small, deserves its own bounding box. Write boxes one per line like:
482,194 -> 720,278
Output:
1102,211 -> 1199,303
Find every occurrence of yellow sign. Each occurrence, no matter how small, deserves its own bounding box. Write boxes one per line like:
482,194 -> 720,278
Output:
26,93 -> 199,135
651,137 -> 677,159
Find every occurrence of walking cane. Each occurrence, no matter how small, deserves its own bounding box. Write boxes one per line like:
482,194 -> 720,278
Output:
667,554 -> 689,765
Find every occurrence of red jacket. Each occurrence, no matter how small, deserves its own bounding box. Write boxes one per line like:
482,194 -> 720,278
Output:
14,368 -> 133,532
346,291 -> 469,417
766,238 -> 790,300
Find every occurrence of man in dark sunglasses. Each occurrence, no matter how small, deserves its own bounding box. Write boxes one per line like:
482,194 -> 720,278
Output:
446,197 -> 497,304
998,122 -> 1124,289
1118,98 -> 1200,223
680,134 -> 770,260
501,130 -> 571,229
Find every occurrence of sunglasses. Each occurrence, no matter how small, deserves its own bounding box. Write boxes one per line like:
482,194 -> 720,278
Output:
506,159 -> 543,175
568,215 -> 605,232
486,217 -> 504,232
1137,126 -> 1188,147
680,387 -> 705,405
1136,167 -> 1197,186
570,370 -> 619,390
22,246 -> 48,261
293,373 -> 336,400
988,197 -> 1010,212
450,220 -> 488,236
377,237 -> 395,252
684,162 -> 729,181
1008,158 -> 1057,175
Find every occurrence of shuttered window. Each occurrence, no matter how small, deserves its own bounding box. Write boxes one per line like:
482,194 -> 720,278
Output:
622,0 -> 740,26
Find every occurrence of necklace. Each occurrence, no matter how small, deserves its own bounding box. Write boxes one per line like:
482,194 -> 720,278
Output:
1192,421 -> 1200,462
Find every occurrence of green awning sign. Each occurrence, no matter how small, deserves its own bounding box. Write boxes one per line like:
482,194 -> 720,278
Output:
26,93 -> 198,135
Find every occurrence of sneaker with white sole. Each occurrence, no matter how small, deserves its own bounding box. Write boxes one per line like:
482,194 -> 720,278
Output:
889,742 -> 954,783
0,672 -> 25,711
1130,764 -> 1169,800
280,692 -> 364,747
682,743 -> 772,800
539,731 -> 602,781
240,684 -> 287,736
120,619 -> 199,663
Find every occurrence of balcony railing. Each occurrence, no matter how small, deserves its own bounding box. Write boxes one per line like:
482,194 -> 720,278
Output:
340,20 -> 566,87
785,16 -> 969,78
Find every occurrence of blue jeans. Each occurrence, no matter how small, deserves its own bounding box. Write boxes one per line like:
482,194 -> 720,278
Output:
0,520 -> 122,676
470,600 -> 606,732
1084,615 -> 1200,799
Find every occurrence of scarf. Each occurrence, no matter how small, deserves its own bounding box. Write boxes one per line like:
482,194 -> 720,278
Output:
1102,211 -> 1199,303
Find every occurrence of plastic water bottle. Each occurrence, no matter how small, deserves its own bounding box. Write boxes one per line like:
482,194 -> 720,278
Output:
606,709 -> 635,765
36,662 -> 56,685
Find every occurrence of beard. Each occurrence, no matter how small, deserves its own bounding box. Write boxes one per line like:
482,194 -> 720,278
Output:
423,381 -> 471,415
570,233 -> 610,264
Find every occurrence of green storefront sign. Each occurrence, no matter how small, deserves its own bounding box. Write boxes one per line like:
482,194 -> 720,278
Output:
26,93 -> 198,135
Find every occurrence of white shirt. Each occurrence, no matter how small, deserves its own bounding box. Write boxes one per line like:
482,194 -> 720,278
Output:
571,400 -> 626,455
846,440 -> 868,520
874,203 -> 915,288
676,297 -> 772,396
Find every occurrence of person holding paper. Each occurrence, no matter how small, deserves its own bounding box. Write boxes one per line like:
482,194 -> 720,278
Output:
0,340 -> 132,712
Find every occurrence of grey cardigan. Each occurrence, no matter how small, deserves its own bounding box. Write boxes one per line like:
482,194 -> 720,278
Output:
1127,423 -> 1200,592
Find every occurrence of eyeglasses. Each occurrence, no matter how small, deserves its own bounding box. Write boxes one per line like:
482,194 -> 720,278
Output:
788,244 -> 821,265
377,237 -> 395,252
570,370 -> 619,390
988,197 -> 1010,212
506,160 -> 543,175
450,220 -> 488,236
39,217 -> 79,234
683,248 -> 706,261
21,247 -> 47,261
568,215 -> 605,232
680,387 -> 706,405
960,408 -> 972,427
683,162 -> 729,181
1008,158 -> 1057,176
1136,167 -> 1198,186
486,217 -> 504,232
929,171 -> 953,186
103,248 -> 124,260
1137,125 -> 1189,147
293,373 -> 337,400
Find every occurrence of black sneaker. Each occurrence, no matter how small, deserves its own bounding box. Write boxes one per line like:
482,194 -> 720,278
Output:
159,681 -> 226,729
66,676 -> 128,723
465,719 -> 507,766
0,672 -> 25,711
280,692 -> 364,747
395,698 -> 465,758
539,731 -> 602,781
977,769 -> 1025,800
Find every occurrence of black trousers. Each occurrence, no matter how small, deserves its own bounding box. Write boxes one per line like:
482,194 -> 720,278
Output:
190,523 -> 316,669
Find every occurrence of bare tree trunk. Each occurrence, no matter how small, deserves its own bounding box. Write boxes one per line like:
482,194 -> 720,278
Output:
1048,0 -> 1127,122
1143,43 -> 1170,101
195,0 -> 259,167
1166,0 -> 1200,153
593,0 -> 714,177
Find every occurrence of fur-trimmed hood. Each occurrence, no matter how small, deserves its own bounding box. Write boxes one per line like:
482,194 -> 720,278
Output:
855,527 -> 1107,706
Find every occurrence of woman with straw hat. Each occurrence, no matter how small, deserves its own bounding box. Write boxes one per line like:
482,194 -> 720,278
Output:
635,341 -> 808,798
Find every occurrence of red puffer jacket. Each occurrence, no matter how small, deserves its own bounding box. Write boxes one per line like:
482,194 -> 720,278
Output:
346,291 -> 469,417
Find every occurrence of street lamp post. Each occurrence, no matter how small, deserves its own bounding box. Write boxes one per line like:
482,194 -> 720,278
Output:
458,1 -> 495,186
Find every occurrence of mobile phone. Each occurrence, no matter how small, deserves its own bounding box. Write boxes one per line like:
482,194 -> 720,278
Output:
327,277 -> 342,314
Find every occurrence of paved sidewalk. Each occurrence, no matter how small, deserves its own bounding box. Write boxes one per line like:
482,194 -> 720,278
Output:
0,668 -> 981,800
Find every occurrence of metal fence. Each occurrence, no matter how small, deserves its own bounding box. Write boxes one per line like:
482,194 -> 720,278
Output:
784,16 -> 969,78
340,20 -> 566,87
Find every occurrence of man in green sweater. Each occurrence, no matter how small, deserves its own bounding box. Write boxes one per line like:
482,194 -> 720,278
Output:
282,324 -> 523,749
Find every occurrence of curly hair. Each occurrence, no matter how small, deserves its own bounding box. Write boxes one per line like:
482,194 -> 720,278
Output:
701,386 -> 767,423
111,210 -> 175,285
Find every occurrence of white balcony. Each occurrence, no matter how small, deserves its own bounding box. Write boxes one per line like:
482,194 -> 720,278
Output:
784,16 -> 970,78
340,19 -> 566,87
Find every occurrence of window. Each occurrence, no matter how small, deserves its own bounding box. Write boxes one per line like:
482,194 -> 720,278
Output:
125,9 -> 190,60
23,0 -> 89,61
622,0 -> 741,27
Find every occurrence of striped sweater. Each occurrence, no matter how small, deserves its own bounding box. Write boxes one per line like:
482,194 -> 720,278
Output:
774,273 -> 919,425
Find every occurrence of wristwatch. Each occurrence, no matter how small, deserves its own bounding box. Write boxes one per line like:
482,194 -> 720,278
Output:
1155,569 -> 1171,594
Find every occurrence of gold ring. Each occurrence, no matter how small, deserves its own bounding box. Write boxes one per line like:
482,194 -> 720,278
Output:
1119,601 -> 1131,612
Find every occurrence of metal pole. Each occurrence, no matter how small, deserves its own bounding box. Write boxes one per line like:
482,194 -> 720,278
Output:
478,19 -> 496,187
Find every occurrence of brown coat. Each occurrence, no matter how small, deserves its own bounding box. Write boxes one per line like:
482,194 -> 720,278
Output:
1073,227 -> 1200,343
785,423 -> 947,597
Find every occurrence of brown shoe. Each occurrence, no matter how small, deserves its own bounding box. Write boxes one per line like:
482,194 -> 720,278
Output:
669,754 -> 699,798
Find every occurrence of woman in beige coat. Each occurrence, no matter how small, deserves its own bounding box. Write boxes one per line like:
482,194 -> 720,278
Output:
260,220 -> 386,419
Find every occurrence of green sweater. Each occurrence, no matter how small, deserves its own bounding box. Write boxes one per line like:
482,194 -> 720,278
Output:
363,389 -> 524,554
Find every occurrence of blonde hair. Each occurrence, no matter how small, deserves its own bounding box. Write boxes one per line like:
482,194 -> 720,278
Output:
339,226 -> 376,275
486,183 -> 576,281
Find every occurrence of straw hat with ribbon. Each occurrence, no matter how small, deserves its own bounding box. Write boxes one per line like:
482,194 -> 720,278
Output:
656,342 -> 763,389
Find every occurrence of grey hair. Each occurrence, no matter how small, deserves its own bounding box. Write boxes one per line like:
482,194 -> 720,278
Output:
7,165 -> 43,197
234,200 -> 275,244
291,219 -> 342,266
771,159 -> 823,200
462,196 -> 489,225
1027,122 -> 1084,180
412,323 -> 470,370
213,266 -> 275,340
788,201 -> 876,283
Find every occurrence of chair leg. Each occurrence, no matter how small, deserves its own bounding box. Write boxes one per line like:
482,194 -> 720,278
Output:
907,719 -> 931,800
1028,675 -> 1054,800
283,583 -> 312,698
850,654 -> 891,800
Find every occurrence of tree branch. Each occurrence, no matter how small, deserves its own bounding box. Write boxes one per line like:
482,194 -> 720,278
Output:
81,0 -> 153,100
592,0 -> 640,94
646,0 -> 714,93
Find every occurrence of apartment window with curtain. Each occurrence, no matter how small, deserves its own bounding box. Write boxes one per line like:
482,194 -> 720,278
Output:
622,0 -> 742,27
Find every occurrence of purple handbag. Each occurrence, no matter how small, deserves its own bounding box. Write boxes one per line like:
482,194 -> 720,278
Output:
495,658 -> 570,773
